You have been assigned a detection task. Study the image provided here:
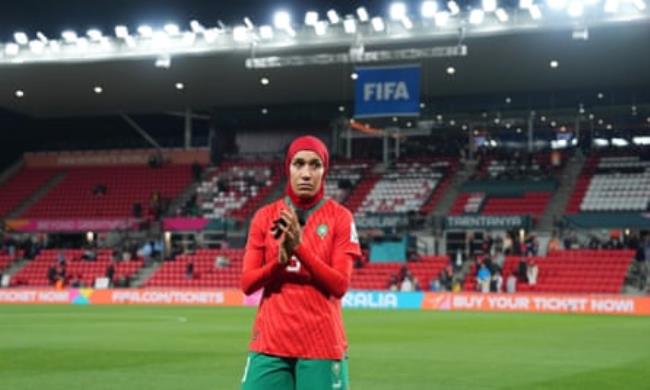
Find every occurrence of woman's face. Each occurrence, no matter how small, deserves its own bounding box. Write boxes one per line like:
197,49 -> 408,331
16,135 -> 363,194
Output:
289,150 -> 324,199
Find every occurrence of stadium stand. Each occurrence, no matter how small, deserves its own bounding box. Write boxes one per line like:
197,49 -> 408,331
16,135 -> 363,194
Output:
325,160 -> 373,204
12,249 -> 142,287
193,161 -> 280,220
145,248 -> 243,288
464,249 -> 634,294
350,256 -> 449,291
0,167 -> 60,217
22,165 -> 191,218
354,159 -> 454,215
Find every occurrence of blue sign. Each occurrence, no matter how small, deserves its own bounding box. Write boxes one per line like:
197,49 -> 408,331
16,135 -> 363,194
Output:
354,65 -> 420,118
342,291 -> 424,309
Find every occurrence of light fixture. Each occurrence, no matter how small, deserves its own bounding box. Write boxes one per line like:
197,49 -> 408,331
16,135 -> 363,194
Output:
520,0 -> 534,8
338,105 -> 345,112
29,40 -> 45,54
233,26 -> 248,42
435,11 -> 450,26
155,54 -> 171,68
115,25 -> 129,39
357,7 -> 370,22
406,121 -> 413,127
469,10 -> 485,25
420,102 -> 426,108
482,0 -> 498,13
259,25 -> 274,39
401,17 -> 414,29
448,1 -> 461,15
597,92 -> 604,99
550,60 -> 559,68
392,116 -> 398,122
36,32 -> 48,43
94,86 -> 103,94
260,77 -> 270,85
87,29 -> 103,41
422,1 -> 438,17
261,108 -> 269,115
547,0 -> 568,9
604,0 -> 619,13
529,5 -> 543,19
137,25 -> 153,38
495,9 -> 509,22
567,1 -> 584,17
62,30 -> 78,43
446,66 -> 456,75
436,114 -> 444,121
505,97 -> 512,104
164,23 -> 181,36
15,90 -> 24,98
343,18 -> 357,34
516,128 -> 522,133
327,9 -> 341,24
541,116 -> 547,122
551,120 -> 557,127
314,21 -> 328,36
14,32 -> 28,45
305,11 -> 319,26
5,43 -> 19,56
390,2 -> 408,20
371,17 -> 386,31
462,124 -> 468,130
273,11 -> 291,30
351,72 -> 358,80
450,120 -> 457,126
190,20 -> 205,33
175,82 -> 184,90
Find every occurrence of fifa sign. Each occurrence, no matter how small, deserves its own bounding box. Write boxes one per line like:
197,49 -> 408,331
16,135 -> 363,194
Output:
354,65 -> 420,118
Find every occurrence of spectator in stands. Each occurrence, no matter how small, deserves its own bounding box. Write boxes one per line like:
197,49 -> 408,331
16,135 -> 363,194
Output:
503,234 -> 513,255
548,234 -> 562,252
506,273 -> 517,293
527,259 -> 539,286
429,278 -> 441,292
215,255 -> 230,269
149,191 -> 162,220
438,265 -> 453,291
525,236 -> 538,256
5,236 -> 16,259
186,260 -> 194,279
56,250 -> 66,265
453,250 -> 464,271
476,262 -> 491,293
517,258 -> 528,283
92,183 -> 107,196
70,274 -> 82,288
191,161 -> 203,182
82,246 -> 97,261
47,265 -> 57,285
106,264 -> 115,286
387,274 -> 399,291
490,270 -> 503,293
400,272 -> 415,292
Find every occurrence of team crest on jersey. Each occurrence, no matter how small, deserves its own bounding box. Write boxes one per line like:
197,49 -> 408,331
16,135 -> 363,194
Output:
317,224 -> 329,239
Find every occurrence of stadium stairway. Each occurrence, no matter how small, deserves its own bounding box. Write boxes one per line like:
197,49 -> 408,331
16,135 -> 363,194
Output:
537,152 -> 586,231
0,159 -> 24,188
431,159 -> 477,218
1,258 -> 29,281
5,171 -> 67,218
129,261 -> 163,287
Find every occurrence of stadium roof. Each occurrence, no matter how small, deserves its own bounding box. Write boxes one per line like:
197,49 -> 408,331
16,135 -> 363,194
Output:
0,1 -> 649,117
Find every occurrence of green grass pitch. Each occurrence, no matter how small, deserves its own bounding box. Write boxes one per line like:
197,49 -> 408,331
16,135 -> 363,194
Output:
1,305 -> 649,389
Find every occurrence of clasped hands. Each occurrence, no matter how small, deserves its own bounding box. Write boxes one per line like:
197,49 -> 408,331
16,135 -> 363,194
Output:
271,207 -> 302,266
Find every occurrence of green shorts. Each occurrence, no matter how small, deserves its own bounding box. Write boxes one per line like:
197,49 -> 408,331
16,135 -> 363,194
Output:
240,351 -> 350,390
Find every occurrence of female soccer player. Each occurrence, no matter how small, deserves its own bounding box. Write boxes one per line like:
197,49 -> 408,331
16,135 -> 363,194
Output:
240,136 -> 361,390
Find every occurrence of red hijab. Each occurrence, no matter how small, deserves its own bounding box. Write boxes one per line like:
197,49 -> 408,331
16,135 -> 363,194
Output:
284,136 -> 329,210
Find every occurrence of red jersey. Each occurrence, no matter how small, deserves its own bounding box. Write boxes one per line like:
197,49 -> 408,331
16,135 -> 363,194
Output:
241,197 -> 361,360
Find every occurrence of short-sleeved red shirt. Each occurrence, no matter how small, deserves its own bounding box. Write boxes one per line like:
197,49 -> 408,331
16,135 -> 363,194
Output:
242,197 -> 361,360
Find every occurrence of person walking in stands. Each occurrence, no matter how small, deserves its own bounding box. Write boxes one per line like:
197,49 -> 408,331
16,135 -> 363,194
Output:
240,136 -> 360,390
